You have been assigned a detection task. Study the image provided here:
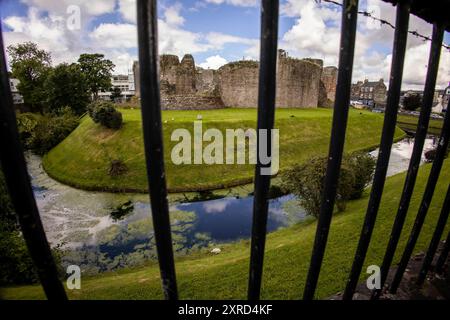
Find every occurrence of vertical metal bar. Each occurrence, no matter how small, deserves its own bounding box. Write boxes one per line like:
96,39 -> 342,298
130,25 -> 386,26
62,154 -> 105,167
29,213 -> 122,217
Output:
390,89 -> 449,293
302,0 -> 359,300
248,0 -> 279,301
435,231 -> 450,274
373,23 -> 445,299
342,1 -> 411,300
0,25 -> 67,300
417,184 -> 450,285
136,0 -> 177,300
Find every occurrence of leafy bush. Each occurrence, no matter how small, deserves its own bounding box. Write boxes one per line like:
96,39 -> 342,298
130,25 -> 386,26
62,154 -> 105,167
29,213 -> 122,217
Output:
26,108 -> 79,155
403,93 -> 422,111
282,152 -> 376,217
15,112 -> 40,149
88,101 -> 123,129
0,223 -> 39,285
0,170 -> 15,229
424,147 -> 449,163
0,170 -> 38,284
268,184 -> 286,199
343,152 -> 377,199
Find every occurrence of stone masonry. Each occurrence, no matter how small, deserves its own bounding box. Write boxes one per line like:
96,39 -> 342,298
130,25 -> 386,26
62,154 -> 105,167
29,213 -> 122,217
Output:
133,50 -> 338,109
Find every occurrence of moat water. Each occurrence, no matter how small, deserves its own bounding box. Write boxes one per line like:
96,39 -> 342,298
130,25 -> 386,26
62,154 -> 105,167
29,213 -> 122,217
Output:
27,136 -> 437,273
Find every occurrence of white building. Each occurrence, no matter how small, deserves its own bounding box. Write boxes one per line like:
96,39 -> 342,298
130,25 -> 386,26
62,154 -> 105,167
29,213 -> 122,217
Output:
432,84 -> 449,113
98,70 -> 135,102
9,78 -> 24,104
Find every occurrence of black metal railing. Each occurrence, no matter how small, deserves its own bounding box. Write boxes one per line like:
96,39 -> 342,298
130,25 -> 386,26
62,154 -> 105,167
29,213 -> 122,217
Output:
0,0 -> 448,301
136,0 -> 178,300
248,0 -> 279,301
342,0 -> 411,300
303,0 -> 359,300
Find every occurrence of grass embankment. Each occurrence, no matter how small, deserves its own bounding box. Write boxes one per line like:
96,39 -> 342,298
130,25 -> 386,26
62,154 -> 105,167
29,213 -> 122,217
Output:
43,108 -> 404,193
397,114 -> 444,135
2,158 -> 449,300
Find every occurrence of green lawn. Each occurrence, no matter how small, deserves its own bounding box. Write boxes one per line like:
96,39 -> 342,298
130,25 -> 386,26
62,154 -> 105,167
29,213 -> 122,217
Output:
43,108 -> 405,193
397,114 -> 444,136
2,158 -> 449,300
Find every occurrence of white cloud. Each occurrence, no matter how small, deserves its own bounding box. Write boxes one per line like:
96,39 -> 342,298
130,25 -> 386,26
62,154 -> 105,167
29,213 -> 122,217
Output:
202,199 -> 230,213
164,3 -> 185,27
6,0 -> 446,90
205,0 -> 258,7
205,32 -> 257,49
279,0 -> 450,89
4,8 -> 65,45
203,32 -> 259,59
4,1 -> 262,74
117,2 -> 213,56
280,1 -> 343,66
199,55 -> 228,69
402,43 -> 450,89
118,0 -> 136,23
3,7 -> 75,65
89,23 -> 137,49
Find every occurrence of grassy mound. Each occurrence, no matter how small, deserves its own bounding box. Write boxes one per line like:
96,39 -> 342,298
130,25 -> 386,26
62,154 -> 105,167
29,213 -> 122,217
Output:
2,158 -> 449,299
42,108 -> 405,193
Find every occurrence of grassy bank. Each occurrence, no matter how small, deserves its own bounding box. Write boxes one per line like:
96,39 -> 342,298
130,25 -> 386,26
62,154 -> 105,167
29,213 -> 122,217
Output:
43,108 -> 404,193
397,114 -> 444,135
2,158 -> 448,300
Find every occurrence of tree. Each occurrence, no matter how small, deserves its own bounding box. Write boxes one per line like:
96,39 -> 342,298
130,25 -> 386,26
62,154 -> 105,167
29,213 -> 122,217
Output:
44,63 -> 90,115
282,152 -> 375,217
78,53 -> 115,100
403,93 -> 422,111
110,87 -> 122,103
7,42 -> 52,113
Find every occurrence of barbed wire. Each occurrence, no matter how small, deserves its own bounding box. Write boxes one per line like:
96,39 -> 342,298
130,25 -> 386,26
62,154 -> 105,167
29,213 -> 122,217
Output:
315,0 -> 450,51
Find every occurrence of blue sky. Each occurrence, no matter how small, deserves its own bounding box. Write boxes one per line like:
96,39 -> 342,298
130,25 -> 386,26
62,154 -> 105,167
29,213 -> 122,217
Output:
1,0 -> 449,89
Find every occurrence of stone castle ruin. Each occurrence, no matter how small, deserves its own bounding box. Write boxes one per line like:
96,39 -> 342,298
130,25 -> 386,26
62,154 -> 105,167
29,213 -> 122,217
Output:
133,50 -> 338,109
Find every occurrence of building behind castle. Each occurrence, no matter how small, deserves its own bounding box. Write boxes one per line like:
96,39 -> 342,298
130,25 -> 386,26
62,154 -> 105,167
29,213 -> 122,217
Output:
351,79 -> 387,108
98,71 -> 136,103
133,50 -> 338,109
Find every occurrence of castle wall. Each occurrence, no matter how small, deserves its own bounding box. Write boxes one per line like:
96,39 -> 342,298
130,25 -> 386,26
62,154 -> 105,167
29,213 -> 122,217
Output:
133,51 -> 337,110
161,94 -> 224,110
196,68 -> 219,96
217,61 -> 259,108
217,55 -> 323,108
276,57 -> 322,108
321,66 -> 338,102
